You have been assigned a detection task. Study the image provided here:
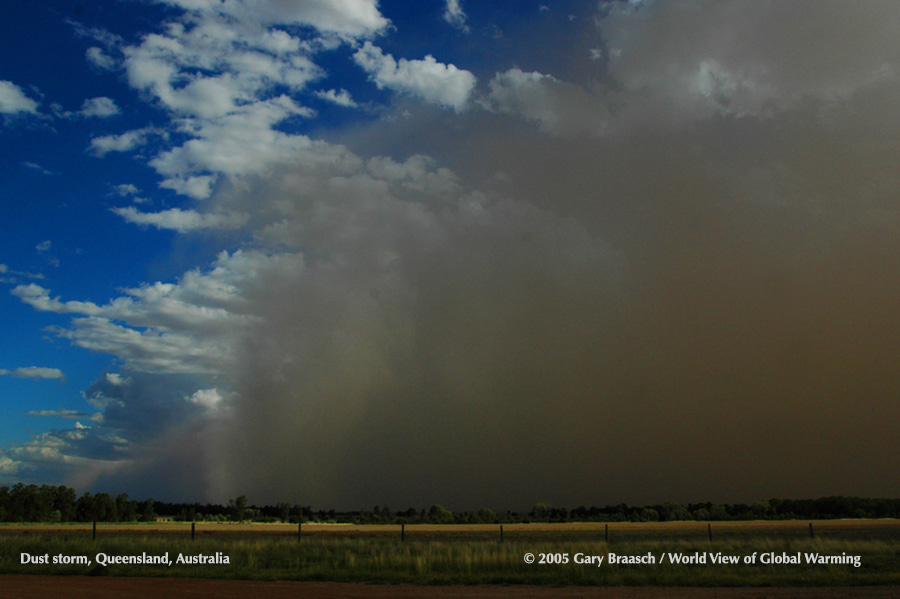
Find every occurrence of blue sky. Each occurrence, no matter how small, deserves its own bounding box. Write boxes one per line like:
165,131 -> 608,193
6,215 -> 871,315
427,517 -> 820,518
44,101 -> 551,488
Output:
3,1 -> 900,510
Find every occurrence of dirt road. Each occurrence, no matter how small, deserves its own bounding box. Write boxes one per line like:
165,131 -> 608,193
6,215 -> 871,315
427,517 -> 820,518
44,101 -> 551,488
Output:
2,576 -> 897,599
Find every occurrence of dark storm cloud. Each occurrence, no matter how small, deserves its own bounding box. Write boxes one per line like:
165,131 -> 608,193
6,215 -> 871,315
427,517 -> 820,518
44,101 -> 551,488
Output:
216,169 -> 623,508
204,1 -> 900,508
14,1 -> 900,509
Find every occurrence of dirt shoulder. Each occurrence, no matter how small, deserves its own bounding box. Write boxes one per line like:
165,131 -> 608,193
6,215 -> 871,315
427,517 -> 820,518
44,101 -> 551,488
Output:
2,576 -> 899,599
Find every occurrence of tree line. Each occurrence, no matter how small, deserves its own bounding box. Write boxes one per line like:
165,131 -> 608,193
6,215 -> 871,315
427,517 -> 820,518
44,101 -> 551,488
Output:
2,483 -> 900,524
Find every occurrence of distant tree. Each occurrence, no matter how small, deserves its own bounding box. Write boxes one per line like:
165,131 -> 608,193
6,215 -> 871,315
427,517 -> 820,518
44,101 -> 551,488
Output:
751,500 -> 772,519
427,504 -> 453,524
76,493 -> 97,522
116,494 -> 137,522
610,503 -> 628,522
139,497 -> 156,522
94,493 -> 117,522
730,503 -> 752,519
396,507 -> 418,523
229,495 -> 248,522
529,502 -> 553,522
10,483 -> 40,521
661,502 -> 692,522
639,508 -> 660,522
366,505 -> 392,523
55,486 -> 77,521
0,486 -> 9,521
550,507 -> 569,522
35,485 -> 56,521
289,504 -> 311,523
272,502 -> 290,522
476,507 -> 497,523
709,504 -> 729,521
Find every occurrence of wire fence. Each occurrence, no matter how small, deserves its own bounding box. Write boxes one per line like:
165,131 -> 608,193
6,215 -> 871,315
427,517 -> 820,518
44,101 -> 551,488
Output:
2,519 -> 899,543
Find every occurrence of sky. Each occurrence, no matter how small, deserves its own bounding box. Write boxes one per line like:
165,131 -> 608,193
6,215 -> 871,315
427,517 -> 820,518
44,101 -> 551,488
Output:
2,0 -> 900,511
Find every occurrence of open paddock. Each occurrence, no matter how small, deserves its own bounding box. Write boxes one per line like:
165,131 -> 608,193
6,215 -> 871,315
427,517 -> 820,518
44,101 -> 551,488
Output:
3,576 -> 900,599
2,528 -> 899,586
1,519 -> 898,542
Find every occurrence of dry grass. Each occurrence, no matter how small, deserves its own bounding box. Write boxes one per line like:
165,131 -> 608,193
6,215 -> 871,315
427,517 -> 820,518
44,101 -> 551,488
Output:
1,522 -> 899,586
2,518 -> 897,540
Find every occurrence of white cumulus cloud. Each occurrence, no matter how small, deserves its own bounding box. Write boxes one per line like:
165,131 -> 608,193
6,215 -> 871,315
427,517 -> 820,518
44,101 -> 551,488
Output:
315,88 -> 358,107
354,42 -> 476,111
79,97 -> 121,118
187,388 -> 224,409
112,207 -> 249,232
598,0 -> 900,121
157,0 -> 389,39
444,0 -> 468,32
0,367 -> 66,380
483,68 -> 609,135
28,409 -> 103,422
86,46 -> 117,70
0,80 -> 39,115
90,128 -> 156,156
11,284 -> 102,315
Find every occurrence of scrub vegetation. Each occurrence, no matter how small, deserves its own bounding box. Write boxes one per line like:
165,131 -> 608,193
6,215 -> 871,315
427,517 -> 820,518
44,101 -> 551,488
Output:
1,521 -> 898,586
4,483 -> 900,524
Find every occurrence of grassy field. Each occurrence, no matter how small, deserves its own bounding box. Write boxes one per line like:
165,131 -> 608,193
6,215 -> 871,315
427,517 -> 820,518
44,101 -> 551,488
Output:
1,520 -> 898,586
3,518 -> 898,540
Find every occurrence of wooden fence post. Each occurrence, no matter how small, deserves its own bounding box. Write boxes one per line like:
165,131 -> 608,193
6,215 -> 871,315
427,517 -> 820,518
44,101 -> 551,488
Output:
500,525 -> 504,542
298,522 -> 302,541
605,524 -> 609,543
92,520 -> 97,541
401,523 -> 405,542
708,523 -> 712,542
809,523 -> 814,539
191,522 -> 195,540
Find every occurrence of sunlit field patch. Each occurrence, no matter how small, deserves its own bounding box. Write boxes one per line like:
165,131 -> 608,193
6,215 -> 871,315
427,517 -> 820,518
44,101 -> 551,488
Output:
2,520 -> 898,586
